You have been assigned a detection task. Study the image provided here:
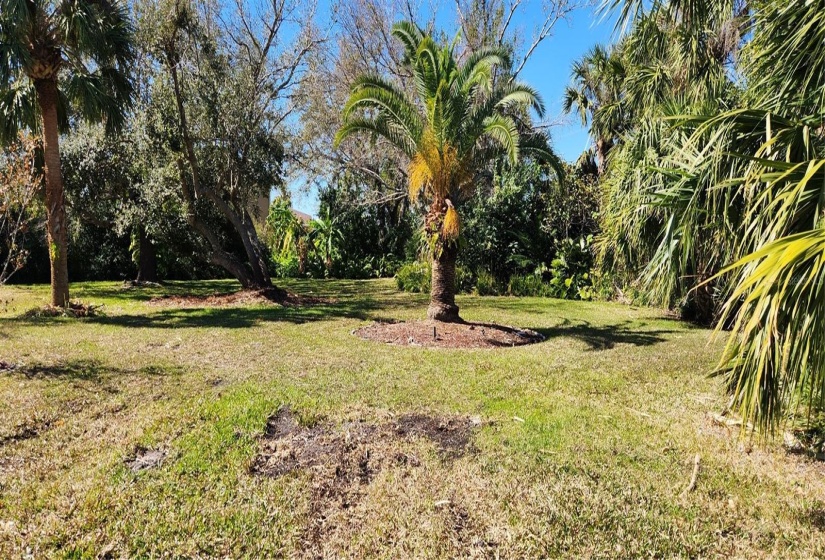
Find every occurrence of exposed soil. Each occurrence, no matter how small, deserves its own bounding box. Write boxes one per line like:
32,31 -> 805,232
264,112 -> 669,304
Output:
354,319 -> 544,348
0,361 -> 15,372
125,446 -> 168,472
21,301 -> 102,318
250,407 -> 481,555
148,287 -> 329,308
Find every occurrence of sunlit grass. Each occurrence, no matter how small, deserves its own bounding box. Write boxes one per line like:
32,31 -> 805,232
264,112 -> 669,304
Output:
0,279 -> 823,558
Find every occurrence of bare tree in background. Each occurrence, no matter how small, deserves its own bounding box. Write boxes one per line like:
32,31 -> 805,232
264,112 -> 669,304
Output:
0,135 -> 43,285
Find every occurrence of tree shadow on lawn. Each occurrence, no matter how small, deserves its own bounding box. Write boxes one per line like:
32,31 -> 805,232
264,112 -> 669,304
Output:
6,293 -> 430,330
4,358 -> 179,387
533,319 -> 675,350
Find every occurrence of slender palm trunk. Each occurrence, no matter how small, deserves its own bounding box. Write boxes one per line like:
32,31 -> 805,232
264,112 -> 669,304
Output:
34,78 -> 69,307
596,137 -> 613,175
427,243 -> 461,322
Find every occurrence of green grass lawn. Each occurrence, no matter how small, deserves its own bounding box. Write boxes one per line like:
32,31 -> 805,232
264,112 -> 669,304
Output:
1,279 -> 823,558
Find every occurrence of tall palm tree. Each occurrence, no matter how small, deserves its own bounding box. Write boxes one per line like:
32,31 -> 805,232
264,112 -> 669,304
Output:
335,21 -> 559,322
0,0 -> 134,306
563,44 -> 627,174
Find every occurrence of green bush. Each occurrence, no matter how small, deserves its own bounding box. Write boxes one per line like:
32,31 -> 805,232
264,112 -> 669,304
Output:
395,261 -> 431,293
273,254 -> 301,278
508,273 -> 552,297
475,270 -> 501,296
548,236 -> 594,300
455,265 -> 475,294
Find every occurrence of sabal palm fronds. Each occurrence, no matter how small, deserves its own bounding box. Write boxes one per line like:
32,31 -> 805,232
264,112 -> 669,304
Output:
335,21 -> 559,322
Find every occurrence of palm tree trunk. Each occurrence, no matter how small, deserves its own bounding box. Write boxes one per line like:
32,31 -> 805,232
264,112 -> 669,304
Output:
427,243 -> 461,322
596,137 -> 613,175
34,78 -> 69,307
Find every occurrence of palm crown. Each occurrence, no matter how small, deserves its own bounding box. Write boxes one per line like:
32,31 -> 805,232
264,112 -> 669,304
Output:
0,0 -> 135,142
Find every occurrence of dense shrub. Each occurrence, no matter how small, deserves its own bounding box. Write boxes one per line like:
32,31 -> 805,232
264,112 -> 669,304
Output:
508,273 -> 552,297
475,270 -> 501,295
395,261 -> 430,293
547,236 -> 594,300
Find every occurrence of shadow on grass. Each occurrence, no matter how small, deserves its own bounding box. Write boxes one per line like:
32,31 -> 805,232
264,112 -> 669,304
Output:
8,295 -> 429,330
8,358 -> 182,385
534,319 -> 674,350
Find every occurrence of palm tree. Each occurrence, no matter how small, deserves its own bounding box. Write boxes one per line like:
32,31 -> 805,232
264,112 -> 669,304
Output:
600,0 -> 825,431
563,44 -> 627,174
0,0 -> 134,306
309,209 -> 342,276
335,21 -> 559,322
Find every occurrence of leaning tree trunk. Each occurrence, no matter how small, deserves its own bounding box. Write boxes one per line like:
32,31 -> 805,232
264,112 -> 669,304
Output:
34,78 -> 70,307
428,243 -> 461,323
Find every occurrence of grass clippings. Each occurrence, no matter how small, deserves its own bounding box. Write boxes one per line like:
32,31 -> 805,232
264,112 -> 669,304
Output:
125,447 -> 168,472
148,287 -> 329,308
354,319 -> 544,348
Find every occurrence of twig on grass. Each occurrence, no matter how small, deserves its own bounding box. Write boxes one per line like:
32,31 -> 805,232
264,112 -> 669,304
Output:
682,454 -> 701,497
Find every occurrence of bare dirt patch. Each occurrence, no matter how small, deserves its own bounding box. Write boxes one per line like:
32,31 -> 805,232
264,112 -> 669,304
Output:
148,287 -> 329,308
125,446 -> 168,472
0,361 -> 15,372
354,319 -> 544,348
250,407 -> 481,554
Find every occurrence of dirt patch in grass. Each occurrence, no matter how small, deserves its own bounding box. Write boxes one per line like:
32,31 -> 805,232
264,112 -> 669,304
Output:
0,361 -> 15,372
21,301 -> 102,318
354,319 -> 544,348
125,446 -> 168,472
148,287 -> 329,308
250,407 -> 481,554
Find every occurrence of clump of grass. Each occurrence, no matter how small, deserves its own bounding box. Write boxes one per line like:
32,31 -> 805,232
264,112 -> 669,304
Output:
21,300 -> 103,318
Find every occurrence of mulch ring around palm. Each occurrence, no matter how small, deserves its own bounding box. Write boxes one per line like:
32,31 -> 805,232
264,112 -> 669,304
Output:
353,319 -> 544,348
148,287 -> 331,308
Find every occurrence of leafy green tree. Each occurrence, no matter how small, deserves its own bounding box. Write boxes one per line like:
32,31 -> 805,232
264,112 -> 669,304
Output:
335,21 -> 559,322
0,0 -> 134,305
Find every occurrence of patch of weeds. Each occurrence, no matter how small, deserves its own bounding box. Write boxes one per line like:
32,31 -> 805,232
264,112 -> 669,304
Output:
21,301 -> 103,318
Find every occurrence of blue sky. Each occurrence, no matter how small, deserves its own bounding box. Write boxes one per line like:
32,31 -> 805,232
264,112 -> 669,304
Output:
291,2 -> 618,216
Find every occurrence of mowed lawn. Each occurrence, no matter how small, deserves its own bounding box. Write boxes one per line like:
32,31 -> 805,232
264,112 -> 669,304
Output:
1,279 -> 823,558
